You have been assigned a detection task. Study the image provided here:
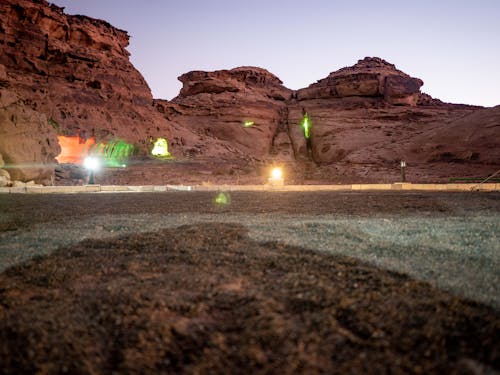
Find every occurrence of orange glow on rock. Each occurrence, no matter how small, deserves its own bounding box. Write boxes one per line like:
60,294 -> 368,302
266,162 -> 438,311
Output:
56,136 -> 96,164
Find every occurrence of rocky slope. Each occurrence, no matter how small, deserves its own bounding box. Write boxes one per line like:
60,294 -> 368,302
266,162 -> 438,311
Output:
0,0 -> 170,182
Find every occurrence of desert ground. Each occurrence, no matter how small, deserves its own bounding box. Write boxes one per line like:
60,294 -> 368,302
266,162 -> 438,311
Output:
0,191 -> 499,374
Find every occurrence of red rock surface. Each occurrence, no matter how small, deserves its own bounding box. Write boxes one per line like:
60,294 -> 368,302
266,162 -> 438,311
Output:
0,0 -> 170,156
0,0 -> 498,185
285,58 -> 499,182
297,57 -> 423,106
156,67 -> 293,161
0,64 -> 60,184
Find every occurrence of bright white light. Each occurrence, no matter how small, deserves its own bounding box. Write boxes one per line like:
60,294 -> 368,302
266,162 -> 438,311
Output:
83,156 -> 100,171
271,168 -> 282,180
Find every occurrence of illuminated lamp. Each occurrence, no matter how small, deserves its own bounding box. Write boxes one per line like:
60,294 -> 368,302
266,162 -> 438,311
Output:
268,167 -> 284,186
83,156 -> 100,184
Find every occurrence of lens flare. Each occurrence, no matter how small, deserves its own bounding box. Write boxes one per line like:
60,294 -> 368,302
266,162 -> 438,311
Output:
83,156 -> 100,171
215,192 -> 231,205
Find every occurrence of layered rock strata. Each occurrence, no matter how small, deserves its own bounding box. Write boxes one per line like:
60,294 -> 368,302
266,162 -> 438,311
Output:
296,57 -> 423,106
1,0 -> 498,184
0,64 -> 60,184
286,57 -> 493,170
0,0 -> 170,163
156,67 -> 294,161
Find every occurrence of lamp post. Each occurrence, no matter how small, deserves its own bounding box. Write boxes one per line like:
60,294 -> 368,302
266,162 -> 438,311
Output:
83,156 -> 100,185
400,160 -> 406,182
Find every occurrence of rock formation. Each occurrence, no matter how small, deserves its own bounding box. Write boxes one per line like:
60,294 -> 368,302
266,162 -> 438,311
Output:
0,0 -> 171,182
1,0 -> 498,185
286,57 -> 493,176
296,57 -> 423,106
155,67 -> 293,161
0,64 -> 60,184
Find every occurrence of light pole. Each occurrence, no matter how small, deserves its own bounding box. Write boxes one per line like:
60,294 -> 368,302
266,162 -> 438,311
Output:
83,156 -> 100,185
400,160 -> 406,182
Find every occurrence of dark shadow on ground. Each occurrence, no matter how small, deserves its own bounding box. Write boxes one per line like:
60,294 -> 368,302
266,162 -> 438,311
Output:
0,223 -> 498,374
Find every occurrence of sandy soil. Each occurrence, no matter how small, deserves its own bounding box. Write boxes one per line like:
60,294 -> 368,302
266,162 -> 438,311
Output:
0,191 -> 499,374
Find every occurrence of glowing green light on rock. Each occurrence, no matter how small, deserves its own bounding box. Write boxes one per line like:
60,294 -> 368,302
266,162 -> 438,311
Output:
92,139 -> 135,168
301,113 -> 311,139
243,120 -> 255,128
151,138 -> 171,158
215,192 -> 230,205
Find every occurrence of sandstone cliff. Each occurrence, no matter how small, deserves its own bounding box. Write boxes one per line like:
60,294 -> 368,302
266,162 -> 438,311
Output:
155,67 -> 293,161
0,0 -> 170,181
0,64 -> 60,184
1,0 -> 498,185
286,58 -> 495,175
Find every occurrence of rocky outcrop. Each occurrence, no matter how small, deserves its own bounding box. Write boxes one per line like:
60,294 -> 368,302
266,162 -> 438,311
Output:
297,57 -> 423,106
156,67 -> 293,161
286,57 -> 491,168
409,105 -> 500,165
0,0 -> 170,154
1,0 -> 497,185
0,66 -> 60,184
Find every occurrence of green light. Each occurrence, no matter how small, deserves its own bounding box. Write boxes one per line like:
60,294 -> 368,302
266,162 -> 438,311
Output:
243,120 -> 254,128
215,192 -> 230,205
301,113 -> 311,139
91,139 -> 135,168
151,138 -> 171,158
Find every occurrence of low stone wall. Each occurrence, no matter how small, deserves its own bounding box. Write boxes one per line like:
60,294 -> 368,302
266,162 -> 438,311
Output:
0,183 -> 499,194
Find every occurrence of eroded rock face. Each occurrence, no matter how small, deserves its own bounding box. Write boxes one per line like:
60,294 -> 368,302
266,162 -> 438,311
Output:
0,0 -> 170,152
1,0 -> 497,185
0,83 -> 60,184
286,57 -> 495,170
157,67 -> 294,160
297,57 -> 423,106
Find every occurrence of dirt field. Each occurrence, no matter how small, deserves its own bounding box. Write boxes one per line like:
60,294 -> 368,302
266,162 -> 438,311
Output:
0,191 -> 499,374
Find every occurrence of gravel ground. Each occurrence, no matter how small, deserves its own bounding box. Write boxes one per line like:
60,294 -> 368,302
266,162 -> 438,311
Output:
1,191 -> 499,308
0,191 -> 499,374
